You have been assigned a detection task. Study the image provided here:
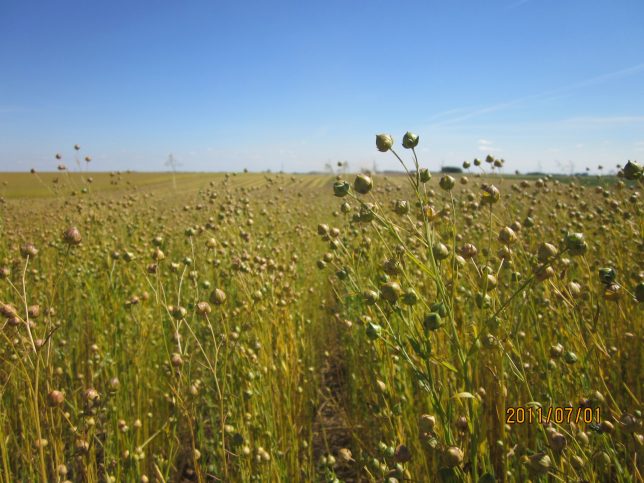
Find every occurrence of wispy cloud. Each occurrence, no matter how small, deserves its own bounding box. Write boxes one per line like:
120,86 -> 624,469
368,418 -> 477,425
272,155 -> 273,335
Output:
426,63 -> 644,127
478,138 -> 501,153
558,116 -> 644,127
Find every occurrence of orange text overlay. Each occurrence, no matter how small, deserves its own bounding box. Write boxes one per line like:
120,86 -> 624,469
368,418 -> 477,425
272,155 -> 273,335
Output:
506,406 -> 601,425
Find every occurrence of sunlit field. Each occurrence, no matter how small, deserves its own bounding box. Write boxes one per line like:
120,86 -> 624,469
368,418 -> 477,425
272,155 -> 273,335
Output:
0,146 -> 642,482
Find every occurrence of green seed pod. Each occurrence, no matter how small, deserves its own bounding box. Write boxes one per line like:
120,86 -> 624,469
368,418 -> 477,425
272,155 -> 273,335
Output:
333,180 -> 350,197
430,302 -> 447,317
475,292 -> 491,309
336,268 -> 348,280
593,451 -> 611,469
393,200 -> 409,215
170,305 -> 187,319
523,452 -> 551,475
498,227 -> 517,245
380,282 -> 402,303
432,242 -> 450,260
359,203 -> 375,222
486,316 -> 501,331
210,288 -> 226,305
402,132 -> 419,149
565,232 -> 587,256
479,273 -> 498,291
473,158 -> 481,166
419,414 -> 436,433
563,351 -> 577,364
317,259 -> 326,269
622,160 -> 642,180
354,174 -> 373,194
598,267 -> 616,285
363,289 -> 380,305
423,312 -> 442,331
402,288 -> 418,305
524,216 -> 534,228
571,455 -> 584,470
480,184 -> 500,205
439,175 -> 455,191
419,168 -> 431,183
376,134 -> 394,152
340,202 -> 351,213
365,321 -> 382,340
443,446 -> 463,468
462,161 -> 471,169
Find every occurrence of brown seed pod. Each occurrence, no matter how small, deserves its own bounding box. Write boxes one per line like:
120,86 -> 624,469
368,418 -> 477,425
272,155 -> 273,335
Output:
548,431 -> 566,452
63,227 -> 82,245
380,281 -> 402,303
455,416 -> 468,432
20,243 -> 38,258
394,444 -> 411,463
171,353 -> 183,367
196,301 -> 211,316
47,390 -> 65,407
27,305 -> 40,319
75,438 -> 90,455
459,243 -> 478,259
84,388 -> 100,405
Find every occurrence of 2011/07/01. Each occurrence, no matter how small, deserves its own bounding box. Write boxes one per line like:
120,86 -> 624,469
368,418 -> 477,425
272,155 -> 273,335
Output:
506,406 -> 601,425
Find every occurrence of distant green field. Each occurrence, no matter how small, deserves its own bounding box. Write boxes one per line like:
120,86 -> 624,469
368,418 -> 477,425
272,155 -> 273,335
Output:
0,171 -> 613,201
0,171 -> 335,200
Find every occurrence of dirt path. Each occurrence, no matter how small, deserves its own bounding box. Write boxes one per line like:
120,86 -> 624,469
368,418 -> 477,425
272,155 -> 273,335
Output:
312,306 -> 362,482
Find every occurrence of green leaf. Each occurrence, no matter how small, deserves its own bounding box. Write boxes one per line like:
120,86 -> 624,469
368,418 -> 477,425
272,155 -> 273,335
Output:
440,360 -> 458,373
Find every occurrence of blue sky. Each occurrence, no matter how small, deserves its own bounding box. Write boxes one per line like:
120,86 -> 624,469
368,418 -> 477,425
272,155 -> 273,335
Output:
1,0 -> 643,173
